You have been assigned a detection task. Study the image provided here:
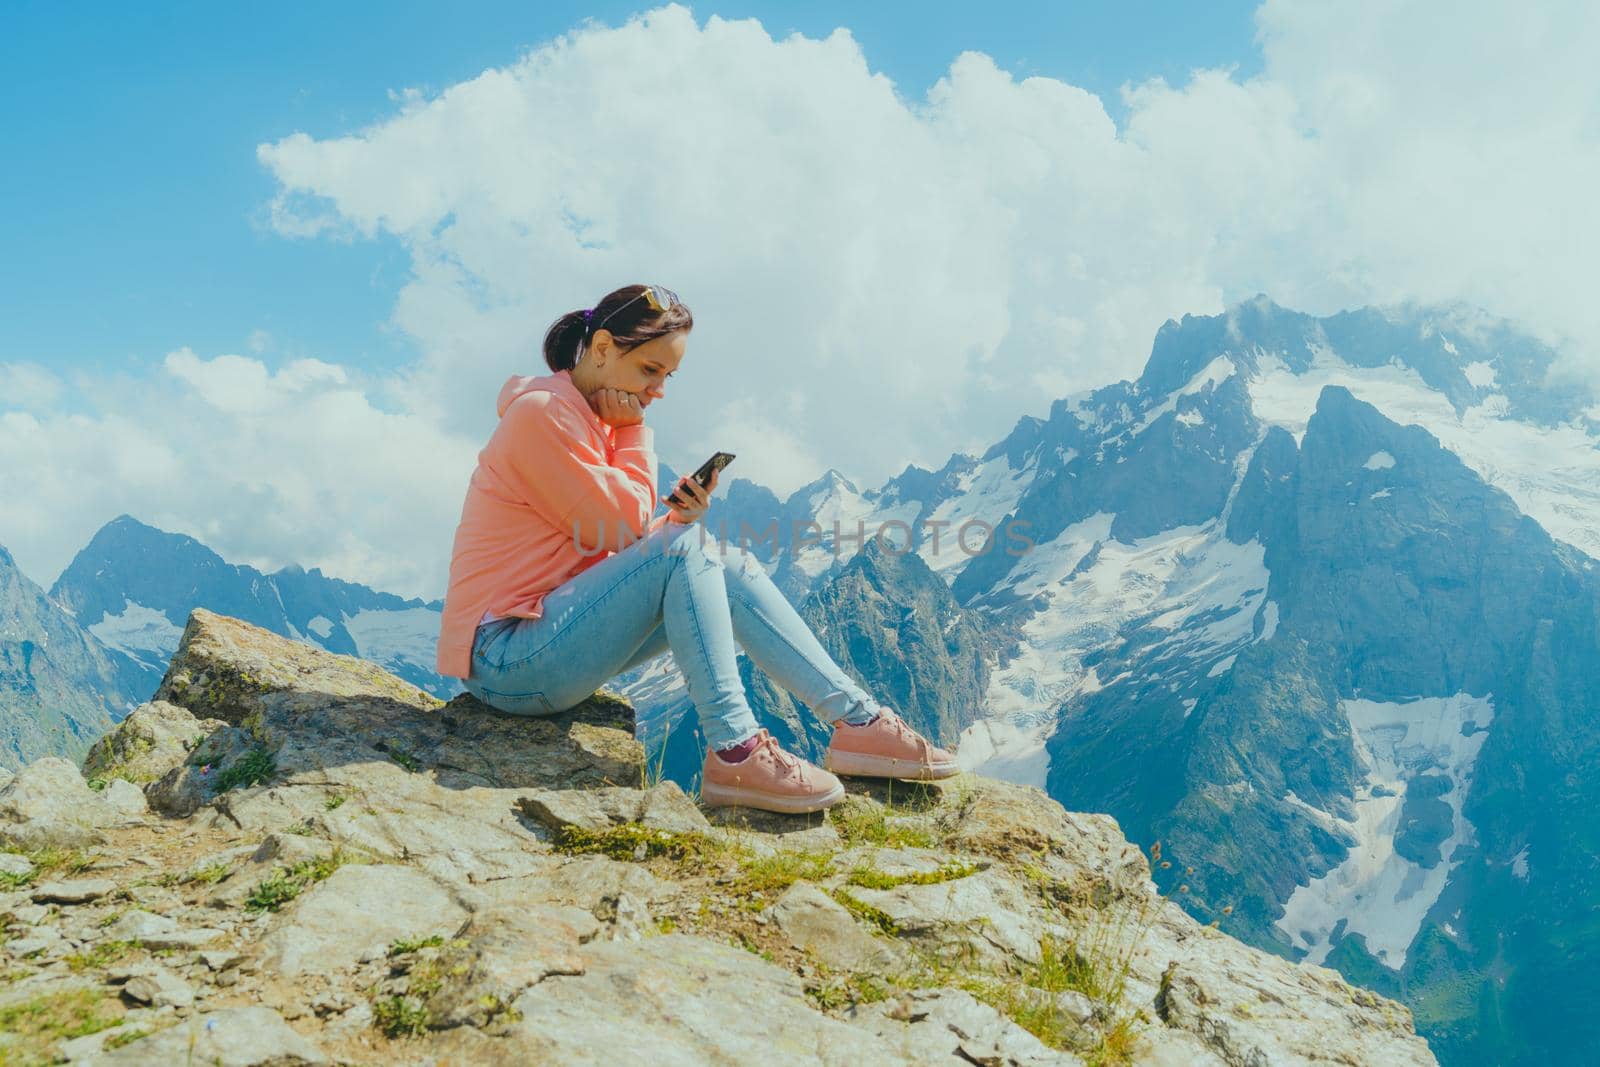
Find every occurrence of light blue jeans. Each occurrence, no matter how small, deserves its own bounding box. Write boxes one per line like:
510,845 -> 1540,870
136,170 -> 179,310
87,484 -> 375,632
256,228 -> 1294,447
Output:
464,520 -> 881,750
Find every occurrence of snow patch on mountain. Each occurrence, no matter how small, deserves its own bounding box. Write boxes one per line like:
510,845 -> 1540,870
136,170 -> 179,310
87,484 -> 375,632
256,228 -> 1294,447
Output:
987,516 -> 1269,740
1256,601 -> 1280,642
342,607 -> 440,671
1131,355 -> 1236,438
1276,692 -> 1496,970
307,615 -> 334,639
916,454 -> 1033,578
791,476 -> 921,585
1462,361 -> 1497,389
87,600 -> 184,670
1249,351 -> 1600,559
1511,847 -> 1530,882
1363,451 -> 1395,470
956,718 -> 1049,788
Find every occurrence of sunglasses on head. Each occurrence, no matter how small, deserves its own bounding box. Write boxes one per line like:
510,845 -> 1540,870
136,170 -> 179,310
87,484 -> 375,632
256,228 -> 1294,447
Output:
593,285 -> 680,332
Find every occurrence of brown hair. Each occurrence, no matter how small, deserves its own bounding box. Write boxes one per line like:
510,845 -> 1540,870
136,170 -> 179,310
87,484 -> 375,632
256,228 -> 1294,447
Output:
542,284 -> 694,373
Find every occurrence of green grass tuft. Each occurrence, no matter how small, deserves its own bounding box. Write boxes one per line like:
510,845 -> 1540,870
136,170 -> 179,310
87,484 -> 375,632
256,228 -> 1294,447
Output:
829,888 -> 901,936
388,934 -> 446,957
243,850 -> 348,912
213,746 -> 277,792
552,823 -> 713,862
847,860 -> 978,890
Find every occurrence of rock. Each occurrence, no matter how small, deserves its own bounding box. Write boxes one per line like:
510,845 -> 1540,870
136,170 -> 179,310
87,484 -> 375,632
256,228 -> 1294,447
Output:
56,1021 -> 153,1062
450,934 -> 905,1064
154,608 -> 440,726
202,833 -> 337,908
145,724 -> 256,817
1133,1029 -> 1228,1066
155,609 -> 641,788
0,757 -> 116,847
82,700 -> 223,786
29,877 -> 116,903
419,904 -> 597,1028
146,926 -> 226,950
198,949 -> 245,971
1127,924 -> 1437,1066
101,908 -> 224,949
79,1004 -> 328,1065
1052,990 -> 1095,1026
126,883 -> 176,907
6,931 -> 61,956
259,864 -> 470,976
469,853 -> 679,914
599,891 -> 650,941
0,852 -> 34,878
311,991 -> 351,1016
6,901 -> 50,924
515,782 -> 711,835
107,959 -> 162,984
848,866 -> 1062,968
99,778 -> 148,817
216,777 -> 554,884
122,967 -> 195,1007
850,988 -> 1079,1066
941,779 -> 1150,909
771,881 -> 902,972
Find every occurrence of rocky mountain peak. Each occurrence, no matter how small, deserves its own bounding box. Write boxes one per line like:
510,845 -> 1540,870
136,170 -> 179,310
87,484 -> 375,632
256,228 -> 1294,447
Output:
0,609 -> 1438,1064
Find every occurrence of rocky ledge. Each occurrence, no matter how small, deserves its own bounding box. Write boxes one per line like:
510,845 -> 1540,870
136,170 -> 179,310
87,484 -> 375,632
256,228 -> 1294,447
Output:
0,608 -> 1436,1065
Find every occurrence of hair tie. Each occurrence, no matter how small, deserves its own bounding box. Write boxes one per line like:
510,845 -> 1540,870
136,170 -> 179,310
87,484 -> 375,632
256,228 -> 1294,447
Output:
581,308 -> 594,323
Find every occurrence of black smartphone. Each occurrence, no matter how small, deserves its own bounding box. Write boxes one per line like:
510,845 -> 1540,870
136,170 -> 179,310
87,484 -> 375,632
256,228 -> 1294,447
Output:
668,451 -> 735,505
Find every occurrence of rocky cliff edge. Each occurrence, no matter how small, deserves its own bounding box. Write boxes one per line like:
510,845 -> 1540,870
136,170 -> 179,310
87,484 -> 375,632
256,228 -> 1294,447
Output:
0,608 -> 1435,1066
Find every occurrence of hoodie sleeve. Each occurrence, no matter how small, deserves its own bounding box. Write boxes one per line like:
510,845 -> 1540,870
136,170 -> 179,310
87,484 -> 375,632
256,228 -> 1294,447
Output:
496,392 -> 660,548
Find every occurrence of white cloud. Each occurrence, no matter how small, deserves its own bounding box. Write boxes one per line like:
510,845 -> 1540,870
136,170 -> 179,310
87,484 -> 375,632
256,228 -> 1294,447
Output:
0,351 -> 476,599
5,1 -> 1597,601
0,363 -> 66,411
254,1 -> 1600,506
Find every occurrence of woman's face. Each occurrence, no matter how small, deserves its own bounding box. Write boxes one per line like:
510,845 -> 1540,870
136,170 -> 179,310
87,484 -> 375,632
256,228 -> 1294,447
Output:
592,328 -> 687,409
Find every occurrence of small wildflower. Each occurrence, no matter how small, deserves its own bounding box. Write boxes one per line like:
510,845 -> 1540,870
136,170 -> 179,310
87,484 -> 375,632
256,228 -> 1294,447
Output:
1179,884 -> 1190,893
1160,860 -> 1172,869
1222,905 -> 1234,915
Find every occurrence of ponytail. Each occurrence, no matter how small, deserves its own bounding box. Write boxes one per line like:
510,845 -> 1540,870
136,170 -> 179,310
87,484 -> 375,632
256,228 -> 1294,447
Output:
540,285 -> 693,373
542,310 -> 591,372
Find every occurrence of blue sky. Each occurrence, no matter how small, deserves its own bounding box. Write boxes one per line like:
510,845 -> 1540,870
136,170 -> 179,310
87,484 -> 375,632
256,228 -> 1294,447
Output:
5,0 -> 1586,600
1,0 -> 1260,377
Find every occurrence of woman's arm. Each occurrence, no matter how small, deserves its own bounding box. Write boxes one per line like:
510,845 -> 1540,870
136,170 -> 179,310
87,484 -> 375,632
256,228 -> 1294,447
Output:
495,392 -> 659,548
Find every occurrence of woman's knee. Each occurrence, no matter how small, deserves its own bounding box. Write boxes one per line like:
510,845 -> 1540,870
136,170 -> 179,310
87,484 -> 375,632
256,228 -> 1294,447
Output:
655,521 -> 725,575
716,539 -> 771,587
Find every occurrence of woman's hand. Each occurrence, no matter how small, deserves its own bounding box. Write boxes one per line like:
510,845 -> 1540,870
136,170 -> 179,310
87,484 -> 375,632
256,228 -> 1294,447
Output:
588,388 -> 645,428
663,467 -> 718,524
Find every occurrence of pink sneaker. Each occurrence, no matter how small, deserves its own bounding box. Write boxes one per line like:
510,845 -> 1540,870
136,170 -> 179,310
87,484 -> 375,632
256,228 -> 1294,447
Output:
824,710 -> 960,780
701,730 -> 846,814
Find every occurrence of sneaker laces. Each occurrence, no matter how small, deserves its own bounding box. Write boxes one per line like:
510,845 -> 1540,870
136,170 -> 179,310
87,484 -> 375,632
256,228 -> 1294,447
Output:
754,731 -> 805,780
880,710 -> 931,757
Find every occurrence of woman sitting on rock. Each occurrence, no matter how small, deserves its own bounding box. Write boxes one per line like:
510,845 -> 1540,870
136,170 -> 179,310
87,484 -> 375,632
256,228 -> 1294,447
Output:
436,284 -> 958,814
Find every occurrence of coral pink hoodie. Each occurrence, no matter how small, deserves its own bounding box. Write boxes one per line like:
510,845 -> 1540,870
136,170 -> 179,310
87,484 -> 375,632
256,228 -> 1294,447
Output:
435,369 -> 671,678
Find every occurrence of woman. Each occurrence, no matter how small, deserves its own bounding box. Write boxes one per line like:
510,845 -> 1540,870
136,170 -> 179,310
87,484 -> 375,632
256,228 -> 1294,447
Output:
436,284 -> 957,814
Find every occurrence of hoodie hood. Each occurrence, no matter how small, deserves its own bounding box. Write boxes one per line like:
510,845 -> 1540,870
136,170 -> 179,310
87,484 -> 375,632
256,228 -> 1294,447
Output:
497,369 -> 583,419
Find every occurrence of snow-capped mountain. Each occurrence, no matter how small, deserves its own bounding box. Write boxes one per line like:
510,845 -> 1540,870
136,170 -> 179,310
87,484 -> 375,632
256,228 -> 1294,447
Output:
620,297 -> 1600,1065
50,516 -> 457,701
